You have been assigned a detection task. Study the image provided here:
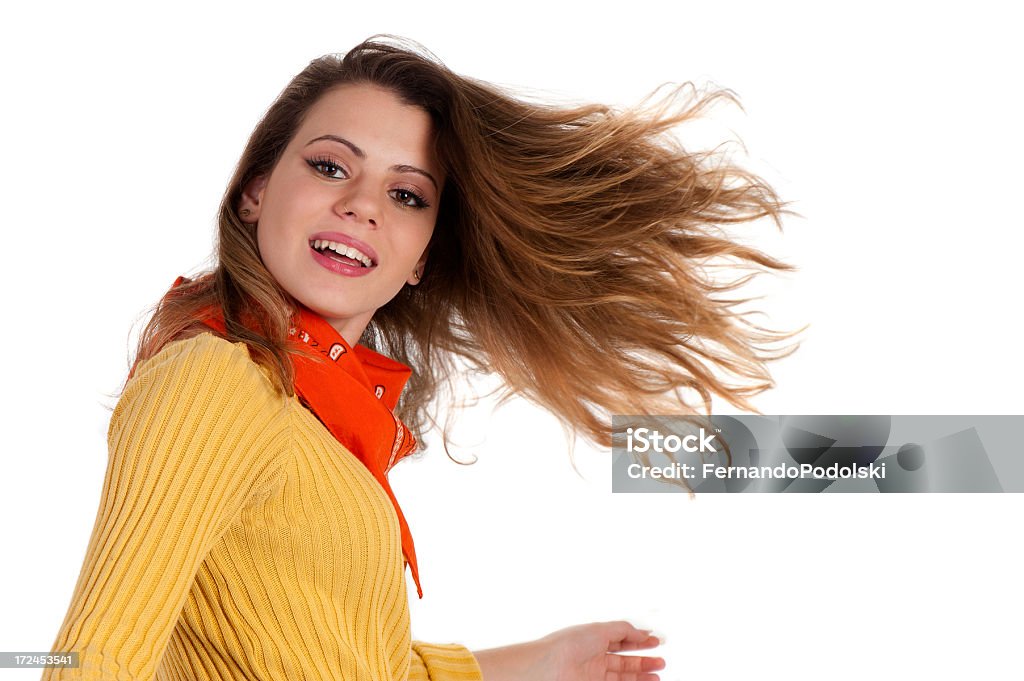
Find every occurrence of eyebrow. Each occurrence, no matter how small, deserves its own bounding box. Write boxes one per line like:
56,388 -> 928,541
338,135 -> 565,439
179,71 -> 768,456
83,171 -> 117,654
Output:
305,134 -> 439,192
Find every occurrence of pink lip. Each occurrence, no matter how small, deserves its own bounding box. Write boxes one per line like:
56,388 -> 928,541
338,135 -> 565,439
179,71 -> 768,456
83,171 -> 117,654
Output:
309,231 -> 379,265
310,248 -> 374,277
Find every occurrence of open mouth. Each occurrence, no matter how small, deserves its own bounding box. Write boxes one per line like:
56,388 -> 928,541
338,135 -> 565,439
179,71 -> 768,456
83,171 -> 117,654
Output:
310,238 -> 376,268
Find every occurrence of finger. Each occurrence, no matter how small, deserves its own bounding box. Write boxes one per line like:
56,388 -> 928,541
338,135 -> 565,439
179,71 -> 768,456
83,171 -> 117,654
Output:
606,674 -> 662,681
604,621 -> 660,647
606,653 -> 666,674
609,634 -> 662,652
606,667 -> 663,679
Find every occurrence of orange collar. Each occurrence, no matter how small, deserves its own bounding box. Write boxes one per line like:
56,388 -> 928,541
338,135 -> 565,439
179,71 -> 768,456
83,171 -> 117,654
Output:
168,276 -> 424,598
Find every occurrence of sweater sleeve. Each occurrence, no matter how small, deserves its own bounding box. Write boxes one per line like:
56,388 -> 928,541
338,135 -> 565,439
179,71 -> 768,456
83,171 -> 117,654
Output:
43,333 -> 292,681
408,641 -> 483,681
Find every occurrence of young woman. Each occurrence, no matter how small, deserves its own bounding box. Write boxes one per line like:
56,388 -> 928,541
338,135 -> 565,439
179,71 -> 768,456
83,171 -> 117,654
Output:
44,36 -> 794,681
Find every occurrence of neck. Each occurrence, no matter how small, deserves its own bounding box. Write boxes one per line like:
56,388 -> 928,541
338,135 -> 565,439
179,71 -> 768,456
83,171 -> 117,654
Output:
321,309 -> 375,348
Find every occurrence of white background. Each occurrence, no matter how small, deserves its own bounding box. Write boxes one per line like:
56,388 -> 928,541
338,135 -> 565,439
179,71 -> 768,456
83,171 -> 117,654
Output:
2,2 -> 1022,680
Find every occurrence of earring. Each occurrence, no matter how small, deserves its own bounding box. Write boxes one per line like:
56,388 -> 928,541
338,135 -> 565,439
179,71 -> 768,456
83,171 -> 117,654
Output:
240,209 -> 252,217
412,268 -> 422,282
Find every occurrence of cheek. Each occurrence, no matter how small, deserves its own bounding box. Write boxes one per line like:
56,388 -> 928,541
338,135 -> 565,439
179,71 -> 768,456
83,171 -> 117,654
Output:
389,218 -> 434,260
254,223 -> 265,255
416,221 -> 437,255
255,219 -> 288,270
254,226 -> 271,269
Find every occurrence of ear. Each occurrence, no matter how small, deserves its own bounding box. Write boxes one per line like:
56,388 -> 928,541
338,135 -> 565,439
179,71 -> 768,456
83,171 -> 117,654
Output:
238,174 -> 269,221
406,248 -> 430,286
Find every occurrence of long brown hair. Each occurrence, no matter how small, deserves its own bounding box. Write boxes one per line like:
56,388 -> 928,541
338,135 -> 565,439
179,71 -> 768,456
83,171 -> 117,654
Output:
128,35 -> 801,451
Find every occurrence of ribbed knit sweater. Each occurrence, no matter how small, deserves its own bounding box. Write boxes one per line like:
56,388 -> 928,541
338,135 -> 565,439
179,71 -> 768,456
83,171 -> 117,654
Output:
44,332 -> 482,681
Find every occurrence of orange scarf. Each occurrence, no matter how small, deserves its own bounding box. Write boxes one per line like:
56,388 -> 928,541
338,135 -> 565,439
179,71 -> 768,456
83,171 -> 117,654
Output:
136,276 -> 424,598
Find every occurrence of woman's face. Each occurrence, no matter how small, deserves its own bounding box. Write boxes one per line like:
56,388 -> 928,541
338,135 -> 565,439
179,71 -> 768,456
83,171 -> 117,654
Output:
240,83 -> 443,344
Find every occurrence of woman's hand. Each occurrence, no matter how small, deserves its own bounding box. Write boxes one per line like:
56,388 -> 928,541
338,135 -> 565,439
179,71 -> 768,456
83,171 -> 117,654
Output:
472,620 -> 666,681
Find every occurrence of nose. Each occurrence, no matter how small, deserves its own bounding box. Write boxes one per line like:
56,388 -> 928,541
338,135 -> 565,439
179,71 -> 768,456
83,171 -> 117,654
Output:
334,178 -> 379,228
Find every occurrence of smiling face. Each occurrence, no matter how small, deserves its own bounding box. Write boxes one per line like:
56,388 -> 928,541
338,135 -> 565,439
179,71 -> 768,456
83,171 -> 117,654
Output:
239,83 -> 443,345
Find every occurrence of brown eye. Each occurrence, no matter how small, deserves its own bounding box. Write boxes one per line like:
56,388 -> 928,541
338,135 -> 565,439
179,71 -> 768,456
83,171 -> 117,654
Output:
307,158 -> 347,179
389,188 -> 430,209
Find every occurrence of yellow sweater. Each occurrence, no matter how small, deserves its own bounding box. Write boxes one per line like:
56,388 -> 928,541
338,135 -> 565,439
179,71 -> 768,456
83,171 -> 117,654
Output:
44,333 -> 482,681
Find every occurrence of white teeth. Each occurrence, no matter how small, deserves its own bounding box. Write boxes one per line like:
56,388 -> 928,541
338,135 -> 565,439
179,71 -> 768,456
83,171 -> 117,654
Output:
312,239 -> 374,267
